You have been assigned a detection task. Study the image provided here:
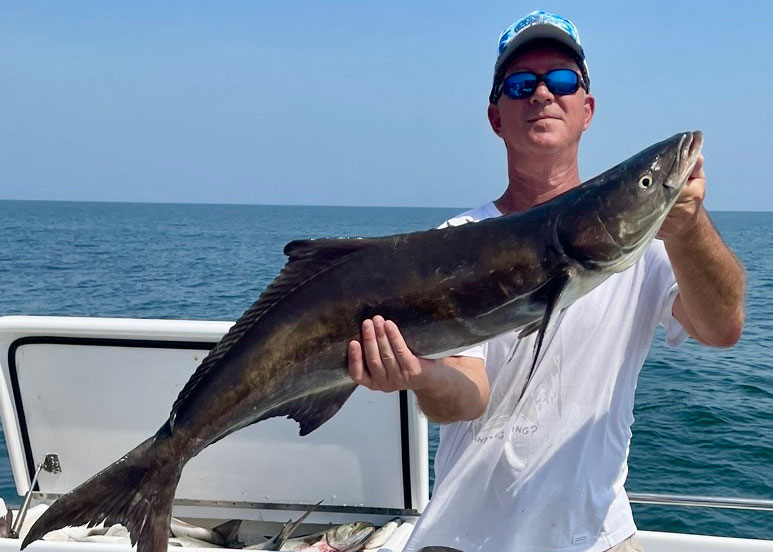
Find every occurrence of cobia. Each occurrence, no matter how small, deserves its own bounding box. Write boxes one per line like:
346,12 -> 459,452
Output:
22,131 -> 703,552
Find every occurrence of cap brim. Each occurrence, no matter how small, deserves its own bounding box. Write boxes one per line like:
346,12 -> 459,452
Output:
494,24 -> 585,74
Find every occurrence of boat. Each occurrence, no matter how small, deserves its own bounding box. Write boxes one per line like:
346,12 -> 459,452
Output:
0,315 -> 769,551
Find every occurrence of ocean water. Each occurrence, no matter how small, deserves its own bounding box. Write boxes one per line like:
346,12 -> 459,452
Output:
0,200 -> 770,540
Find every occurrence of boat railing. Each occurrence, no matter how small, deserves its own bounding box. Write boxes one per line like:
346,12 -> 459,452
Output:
13,493 -> 773,516
628,492 -> 773,511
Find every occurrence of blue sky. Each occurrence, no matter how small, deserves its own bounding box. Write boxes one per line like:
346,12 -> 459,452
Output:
1,1 -> 770,210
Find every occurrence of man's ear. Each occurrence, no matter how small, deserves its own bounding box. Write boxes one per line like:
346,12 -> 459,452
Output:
583,94 -> 595,131
487,103 -> 502,136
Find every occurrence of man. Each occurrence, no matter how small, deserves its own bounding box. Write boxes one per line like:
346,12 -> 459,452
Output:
348,10 -> 745,552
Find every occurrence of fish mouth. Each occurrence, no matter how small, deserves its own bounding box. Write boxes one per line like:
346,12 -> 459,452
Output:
668,130 -> 703,187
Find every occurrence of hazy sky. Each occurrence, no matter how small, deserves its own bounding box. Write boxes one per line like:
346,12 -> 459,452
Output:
1,1 -> 770,210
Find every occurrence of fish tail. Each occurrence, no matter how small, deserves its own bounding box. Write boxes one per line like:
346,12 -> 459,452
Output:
21,427 -> 182,552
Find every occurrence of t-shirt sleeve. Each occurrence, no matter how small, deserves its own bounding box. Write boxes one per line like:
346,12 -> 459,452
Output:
647,241 -> 689,347
660,281 -> 688,347
437,215 -> 476,229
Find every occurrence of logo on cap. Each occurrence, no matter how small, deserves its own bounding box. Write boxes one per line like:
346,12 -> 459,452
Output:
498,10 -> 583,56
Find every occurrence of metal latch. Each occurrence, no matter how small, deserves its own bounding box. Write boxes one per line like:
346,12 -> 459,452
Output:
42,454 -> 61,474
10,453 -> 62,538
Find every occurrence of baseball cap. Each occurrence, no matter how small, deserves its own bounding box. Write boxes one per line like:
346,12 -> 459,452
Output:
490,10 -> 590,103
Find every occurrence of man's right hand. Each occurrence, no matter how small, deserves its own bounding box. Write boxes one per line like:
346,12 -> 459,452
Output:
348,315 -> 434,392
347,315 -> 490,423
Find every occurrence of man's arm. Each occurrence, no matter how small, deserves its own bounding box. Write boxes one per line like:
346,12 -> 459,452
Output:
659,155 -> 745,347
348,316 -> 489,423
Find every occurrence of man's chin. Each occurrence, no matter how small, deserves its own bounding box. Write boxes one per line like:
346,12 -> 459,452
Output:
525,130 -> 566,152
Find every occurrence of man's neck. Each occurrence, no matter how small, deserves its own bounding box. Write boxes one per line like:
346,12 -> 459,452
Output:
494,147 -> 582,214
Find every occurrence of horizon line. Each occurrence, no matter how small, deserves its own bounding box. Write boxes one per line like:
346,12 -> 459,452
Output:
0,198 -> 769,214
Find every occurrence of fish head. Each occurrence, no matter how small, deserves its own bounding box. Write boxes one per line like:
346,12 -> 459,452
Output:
325,521 -> 374,550
557,130 -> 703,272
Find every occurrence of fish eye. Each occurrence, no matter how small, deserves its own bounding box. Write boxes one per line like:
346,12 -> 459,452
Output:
638,174 -> 653,189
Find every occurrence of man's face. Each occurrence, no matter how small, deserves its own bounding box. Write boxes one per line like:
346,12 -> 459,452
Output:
488,45 -> 594,155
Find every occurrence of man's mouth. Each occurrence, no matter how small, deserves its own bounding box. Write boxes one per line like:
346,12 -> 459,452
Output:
527,115 -> 561,122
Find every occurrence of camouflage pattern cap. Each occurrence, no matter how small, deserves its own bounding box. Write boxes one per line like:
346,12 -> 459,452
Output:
490,10 -> 590,101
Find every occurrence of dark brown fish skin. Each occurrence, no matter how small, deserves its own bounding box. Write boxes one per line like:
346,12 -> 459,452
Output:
21,132 -> 702,552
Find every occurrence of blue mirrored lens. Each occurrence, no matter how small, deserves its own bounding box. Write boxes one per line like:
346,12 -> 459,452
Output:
545,69 -> 579,94
503,73 -> 538,99
501,69 -> 580,99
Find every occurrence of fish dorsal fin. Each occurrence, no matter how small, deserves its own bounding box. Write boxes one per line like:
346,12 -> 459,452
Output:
284,236 -> 382,262
249,500 -> 323,550
212,520 -> 243,547
168,237 -> 375,430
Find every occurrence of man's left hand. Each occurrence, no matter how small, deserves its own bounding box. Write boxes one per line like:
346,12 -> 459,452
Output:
658,151 -> 745,347
657,153 -> 705,240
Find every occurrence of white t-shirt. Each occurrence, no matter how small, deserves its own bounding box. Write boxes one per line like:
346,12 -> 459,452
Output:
404,202 -> 688,552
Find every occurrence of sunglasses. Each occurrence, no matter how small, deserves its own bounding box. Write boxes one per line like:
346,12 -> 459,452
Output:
496,69 -> 584,101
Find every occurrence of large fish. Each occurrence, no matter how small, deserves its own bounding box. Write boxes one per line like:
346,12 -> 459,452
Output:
21,131 -> 703,552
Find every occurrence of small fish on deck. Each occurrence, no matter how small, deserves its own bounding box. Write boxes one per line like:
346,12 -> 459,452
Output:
245,521 -> 373,551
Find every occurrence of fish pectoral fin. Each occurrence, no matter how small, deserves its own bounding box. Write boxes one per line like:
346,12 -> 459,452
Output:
517,319 -> 542,338
294,383 -> 358,436
524,270 -> 573,390
262,382 -> 359,437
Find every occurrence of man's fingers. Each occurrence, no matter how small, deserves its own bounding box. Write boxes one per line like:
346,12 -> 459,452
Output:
384,319 -> 409,354
353,316 -> 424,392
373,316 -> 397,364
384,320 -> 417,378
347,340 -> 372,388
658,153 -> 707,240
361,319 -> 387,387
690,153 -> 705,179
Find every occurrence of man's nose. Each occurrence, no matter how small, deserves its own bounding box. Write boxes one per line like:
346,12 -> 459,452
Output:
529,81 -> 554,104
